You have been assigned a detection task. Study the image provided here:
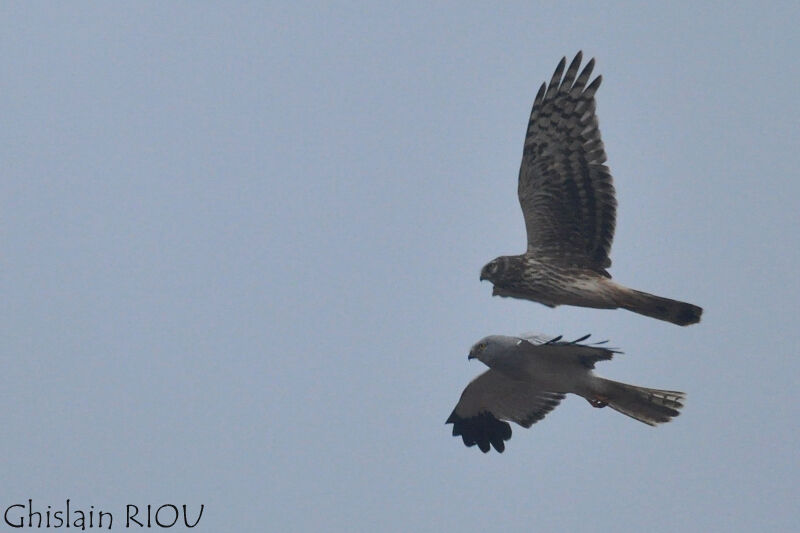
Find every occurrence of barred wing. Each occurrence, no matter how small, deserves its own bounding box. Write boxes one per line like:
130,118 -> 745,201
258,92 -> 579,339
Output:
518,52 -> 616,271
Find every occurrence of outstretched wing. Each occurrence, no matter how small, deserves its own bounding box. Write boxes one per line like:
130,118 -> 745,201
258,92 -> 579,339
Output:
518,52 -> 616,271
446,370 -> 564,453
518,332 -> 620,369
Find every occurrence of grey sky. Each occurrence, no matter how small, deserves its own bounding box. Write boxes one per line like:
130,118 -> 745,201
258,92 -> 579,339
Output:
3,2 -> 799,532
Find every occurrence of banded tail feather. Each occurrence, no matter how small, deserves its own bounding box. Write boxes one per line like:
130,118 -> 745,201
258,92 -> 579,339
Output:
618,288 -> 702,326
597,379 -> 685,426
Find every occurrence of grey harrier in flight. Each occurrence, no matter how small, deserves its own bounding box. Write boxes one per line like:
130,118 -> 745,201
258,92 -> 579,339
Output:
447,334 -> 684,453
480,52 -> 702,326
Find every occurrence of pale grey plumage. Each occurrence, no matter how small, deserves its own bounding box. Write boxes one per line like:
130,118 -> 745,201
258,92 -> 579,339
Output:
446,334 -> 684,453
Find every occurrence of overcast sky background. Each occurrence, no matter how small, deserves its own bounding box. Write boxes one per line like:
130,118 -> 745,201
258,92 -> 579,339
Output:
3,3 -> 799,532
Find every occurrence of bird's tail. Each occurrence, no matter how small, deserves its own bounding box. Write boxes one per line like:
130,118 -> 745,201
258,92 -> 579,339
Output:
596,378 -> 685,426
617,287 -> 702,326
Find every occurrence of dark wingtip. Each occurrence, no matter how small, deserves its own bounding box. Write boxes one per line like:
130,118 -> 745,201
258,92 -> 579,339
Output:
544,335 -> 563,344
571,333 -> 592,344
447,411 -> 512,454
585,73 -> 602,96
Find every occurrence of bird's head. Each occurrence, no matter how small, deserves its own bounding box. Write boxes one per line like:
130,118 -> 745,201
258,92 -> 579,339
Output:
479,257 -> 506,283
468,335 -> 519,365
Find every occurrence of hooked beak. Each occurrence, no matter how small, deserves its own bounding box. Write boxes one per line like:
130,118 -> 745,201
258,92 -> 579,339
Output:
479,273 -> 487,281
467,352 -> 475,360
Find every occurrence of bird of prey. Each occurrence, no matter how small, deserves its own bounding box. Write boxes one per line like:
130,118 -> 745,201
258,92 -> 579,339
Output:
479,52 -> 702,326
446,333 -> 684,453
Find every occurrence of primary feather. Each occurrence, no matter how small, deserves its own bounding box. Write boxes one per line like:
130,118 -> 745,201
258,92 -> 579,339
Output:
447,333 -> 684,453
480,52 -> 703,326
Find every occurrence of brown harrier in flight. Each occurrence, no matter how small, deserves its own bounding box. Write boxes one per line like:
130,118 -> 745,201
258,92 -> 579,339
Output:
447,334 -> 685,453
480,52 -> 702,326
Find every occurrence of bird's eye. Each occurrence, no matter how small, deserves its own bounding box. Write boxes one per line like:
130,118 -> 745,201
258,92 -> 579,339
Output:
479,343 -> 487,351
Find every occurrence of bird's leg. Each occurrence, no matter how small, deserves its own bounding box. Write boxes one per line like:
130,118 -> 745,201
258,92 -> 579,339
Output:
587,396 -> 608,408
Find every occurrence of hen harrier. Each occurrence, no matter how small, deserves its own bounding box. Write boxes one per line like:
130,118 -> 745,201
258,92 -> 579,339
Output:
446,333 -> 684,453
480,52 -> 702,326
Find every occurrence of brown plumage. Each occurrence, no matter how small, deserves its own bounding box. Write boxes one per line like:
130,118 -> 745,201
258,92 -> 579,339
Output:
480,52 -> 702,326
